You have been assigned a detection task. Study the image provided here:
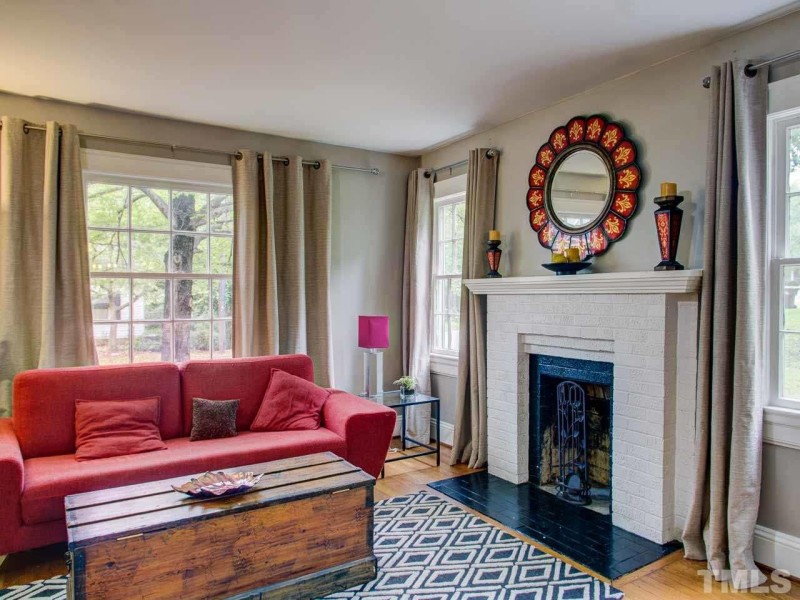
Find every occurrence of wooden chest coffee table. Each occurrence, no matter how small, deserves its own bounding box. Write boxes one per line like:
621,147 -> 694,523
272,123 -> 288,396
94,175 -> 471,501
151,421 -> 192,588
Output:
65,452 -> 376,600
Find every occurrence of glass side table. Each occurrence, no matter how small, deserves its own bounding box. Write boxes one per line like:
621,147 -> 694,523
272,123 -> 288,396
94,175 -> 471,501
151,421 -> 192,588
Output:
363,390 -> 440,475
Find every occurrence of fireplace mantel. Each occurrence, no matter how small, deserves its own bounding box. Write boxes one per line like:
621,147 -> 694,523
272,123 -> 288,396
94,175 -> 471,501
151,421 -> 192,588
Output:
464,269 -> 703,295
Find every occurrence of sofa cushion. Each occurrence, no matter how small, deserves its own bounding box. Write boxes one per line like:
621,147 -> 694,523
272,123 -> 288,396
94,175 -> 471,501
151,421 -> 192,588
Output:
180,355 -> 314,435
21,428 -> 347,526
190,398 -> 239,441
13,363 -> 183,459
251,369 -> 329,432
75,397 -> 167,461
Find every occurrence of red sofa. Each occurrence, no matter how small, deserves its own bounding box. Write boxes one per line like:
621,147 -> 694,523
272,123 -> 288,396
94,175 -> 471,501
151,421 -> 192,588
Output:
0,354 -> 396,555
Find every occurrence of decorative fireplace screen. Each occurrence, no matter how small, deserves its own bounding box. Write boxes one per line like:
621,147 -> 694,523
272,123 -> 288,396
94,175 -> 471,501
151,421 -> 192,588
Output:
529,354 -> 613,510
556,381 -> 590,504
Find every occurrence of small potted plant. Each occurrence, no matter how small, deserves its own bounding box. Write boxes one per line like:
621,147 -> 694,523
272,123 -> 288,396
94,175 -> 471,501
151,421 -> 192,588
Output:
393,375 -> 417,400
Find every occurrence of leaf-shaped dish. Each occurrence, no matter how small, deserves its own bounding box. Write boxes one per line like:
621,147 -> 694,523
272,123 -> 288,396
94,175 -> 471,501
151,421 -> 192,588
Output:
172,471 -> 263,499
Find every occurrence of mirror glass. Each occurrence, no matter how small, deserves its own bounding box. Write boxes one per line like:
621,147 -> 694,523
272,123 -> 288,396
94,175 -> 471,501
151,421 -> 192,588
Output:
549,149 -> 611,231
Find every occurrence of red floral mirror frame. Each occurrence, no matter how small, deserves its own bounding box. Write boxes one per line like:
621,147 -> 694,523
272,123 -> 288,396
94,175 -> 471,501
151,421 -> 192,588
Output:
527,115 -> 642,259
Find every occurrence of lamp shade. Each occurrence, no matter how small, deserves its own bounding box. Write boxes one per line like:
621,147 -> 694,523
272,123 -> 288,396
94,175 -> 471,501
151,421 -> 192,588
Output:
358,315 -> 389,349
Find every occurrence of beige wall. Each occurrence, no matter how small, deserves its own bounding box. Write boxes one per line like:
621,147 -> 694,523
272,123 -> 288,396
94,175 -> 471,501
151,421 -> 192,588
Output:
422,12 -> 800,276
422,11 -> 800,540
0,92 -> 418,393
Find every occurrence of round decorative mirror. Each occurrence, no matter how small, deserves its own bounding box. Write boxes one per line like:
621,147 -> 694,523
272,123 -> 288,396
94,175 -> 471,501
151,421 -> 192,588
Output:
527,115 -> 642,259
548,148 -> 612,232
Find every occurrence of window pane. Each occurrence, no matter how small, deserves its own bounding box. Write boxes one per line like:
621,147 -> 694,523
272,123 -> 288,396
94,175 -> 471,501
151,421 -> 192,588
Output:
454,238 -> 463,274
449,314 -> 461,351
788,195 -> 800,258
89,230 -> 129,272
86,183 -> 128,228
172,190 -> 208,232
454,201 -> 465,239
210,236 -> 233,274
131,187 -> 169,230
210,193 -> 234,234
133,279 -> 170,320
212,279 -> 233,318
449,278 -> 462,314
433,314 -> 444,351
174,279 -> 209,319
434,279 -> 446,313
172,235 -> 208,274
212,321 -> 233,359
782,265 -> 800,331
132,232 -> 170,273
437,242 -> 447,276
439,204 -> 451,241
94,323 -> 130,364
444,241 -> 456,274
174,321 -> 211,361
133,323 -> 171,362
789,125 -> 800,194
90,278 -> 130,321
782,332 -> 800,400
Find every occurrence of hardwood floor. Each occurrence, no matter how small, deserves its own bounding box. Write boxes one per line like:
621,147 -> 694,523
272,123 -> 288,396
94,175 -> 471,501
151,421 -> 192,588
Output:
1,447 -> 797,599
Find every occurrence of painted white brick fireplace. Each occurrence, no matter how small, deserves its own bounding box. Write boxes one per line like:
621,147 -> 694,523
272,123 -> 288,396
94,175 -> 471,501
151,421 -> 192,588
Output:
464,270 -> 703,544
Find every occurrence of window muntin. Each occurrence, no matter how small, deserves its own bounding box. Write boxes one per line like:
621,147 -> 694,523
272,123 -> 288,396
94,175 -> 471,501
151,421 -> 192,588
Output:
86,175 -> 233,364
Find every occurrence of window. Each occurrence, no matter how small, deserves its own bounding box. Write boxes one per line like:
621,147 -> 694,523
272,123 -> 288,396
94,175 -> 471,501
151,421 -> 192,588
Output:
432,175 -> 466,356
768,108 -> 800,412
83,151 -> 233,365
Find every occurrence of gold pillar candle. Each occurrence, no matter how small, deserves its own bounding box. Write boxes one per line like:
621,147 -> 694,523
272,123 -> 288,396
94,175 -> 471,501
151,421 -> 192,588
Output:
551,251 -> 567,264
660,182 -> 677,197
565,247 -> 581,262
489,229 -> 500,241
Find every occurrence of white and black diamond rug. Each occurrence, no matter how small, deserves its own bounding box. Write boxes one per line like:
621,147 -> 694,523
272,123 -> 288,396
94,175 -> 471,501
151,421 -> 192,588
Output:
0,492 -> 622,600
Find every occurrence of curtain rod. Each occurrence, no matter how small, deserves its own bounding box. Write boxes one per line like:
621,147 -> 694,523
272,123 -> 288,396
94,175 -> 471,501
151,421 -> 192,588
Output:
702,48 -> 800,88
1,122 -> 381,175
423,148 -> 499,179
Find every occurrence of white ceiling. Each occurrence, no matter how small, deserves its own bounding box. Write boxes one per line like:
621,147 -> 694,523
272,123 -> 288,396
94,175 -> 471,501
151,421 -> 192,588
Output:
0,0 -> 796,154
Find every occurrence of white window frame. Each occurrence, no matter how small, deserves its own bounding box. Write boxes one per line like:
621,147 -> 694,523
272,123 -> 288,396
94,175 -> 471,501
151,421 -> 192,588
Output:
765,103 -> 800,449
431,174 -> 467,375
82,150 -> 234,364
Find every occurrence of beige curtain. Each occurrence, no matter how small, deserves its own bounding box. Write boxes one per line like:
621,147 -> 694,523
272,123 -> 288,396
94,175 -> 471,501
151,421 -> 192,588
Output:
0,117 -> 97,416
402,169 -> 433,443
232,152 -> 334,386
682,61 -> 767,590
451,149 -> 498,467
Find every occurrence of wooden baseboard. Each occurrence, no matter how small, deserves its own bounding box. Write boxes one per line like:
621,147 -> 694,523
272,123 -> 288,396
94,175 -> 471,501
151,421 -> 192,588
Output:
431,419 -> 454,446
754,525 -> 800,574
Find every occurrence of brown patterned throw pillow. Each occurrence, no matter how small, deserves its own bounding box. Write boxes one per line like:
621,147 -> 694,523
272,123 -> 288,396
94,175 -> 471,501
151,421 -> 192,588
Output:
190,398 -> 239,441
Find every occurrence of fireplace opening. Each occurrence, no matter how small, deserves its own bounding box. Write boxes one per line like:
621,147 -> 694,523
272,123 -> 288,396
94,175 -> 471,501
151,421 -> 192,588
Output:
529,355 -> 613,514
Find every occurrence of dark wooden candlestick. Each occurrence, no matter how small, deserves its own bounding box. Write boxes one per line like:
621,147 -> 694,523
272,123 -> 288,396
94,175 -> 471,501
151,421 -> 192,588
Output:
486,240 -> 502,278
654,195 -> 684,271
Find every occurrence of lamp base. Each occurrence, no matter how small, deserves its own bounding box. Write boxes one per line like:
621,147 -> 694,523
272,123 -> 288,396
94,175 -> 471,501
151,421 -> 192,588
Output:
362,349 -> 384,397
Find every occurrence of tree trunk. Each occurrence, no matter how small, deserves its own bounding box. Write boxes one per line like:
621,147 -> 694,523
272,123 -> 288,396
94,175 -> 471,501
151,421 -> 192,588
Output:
171,193 -> 197,362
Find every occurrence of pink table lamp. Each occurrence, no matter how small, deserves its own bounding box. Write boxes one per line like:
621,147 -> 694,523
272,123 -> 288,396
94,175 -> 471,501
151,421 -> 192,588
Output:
358,315 -> 389,397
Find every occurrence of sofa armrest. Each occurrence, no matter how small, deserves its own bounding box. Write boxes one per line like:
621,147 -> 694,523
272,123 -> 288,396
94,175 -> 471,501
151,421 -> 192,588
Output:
0,418 -> 24,554
323,391 -> 396,478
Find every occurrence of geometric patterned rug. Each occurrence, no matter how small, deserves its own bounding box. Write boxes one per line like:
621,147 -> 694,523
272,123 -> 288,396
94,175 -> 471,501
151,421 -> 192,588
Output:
0,492 -> 623,600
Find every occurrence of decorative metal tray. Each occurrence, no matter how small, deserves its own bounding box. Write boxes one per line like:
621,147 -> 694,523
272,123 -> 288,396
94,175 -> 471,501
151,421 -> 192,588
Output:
542,261 -> 591,276
172,471 -> 263,498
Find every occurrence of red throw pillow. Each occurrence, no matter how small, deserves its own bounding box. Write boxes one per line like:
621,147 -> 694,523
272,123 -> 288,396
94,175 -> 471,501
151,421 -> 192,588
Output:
250,369 -> 330,431
75,397 -> 167,461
